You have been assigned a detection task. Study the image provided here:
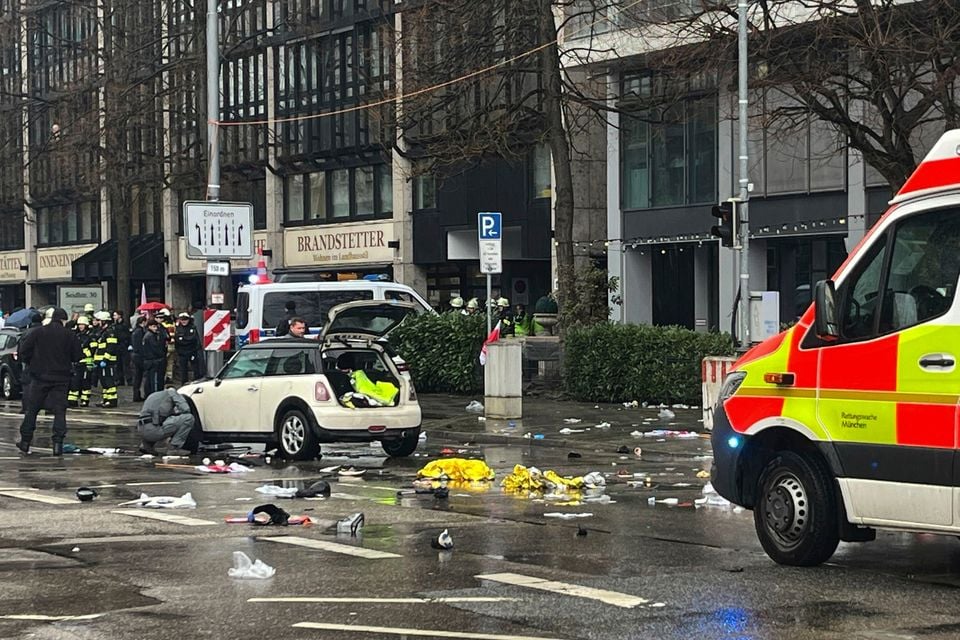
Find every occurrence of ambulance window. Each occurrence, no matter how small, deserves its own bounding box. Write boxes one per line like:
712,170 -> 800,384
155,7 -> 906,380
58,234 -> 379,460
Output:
879,208 -> 960,332
839,237 -> 886,340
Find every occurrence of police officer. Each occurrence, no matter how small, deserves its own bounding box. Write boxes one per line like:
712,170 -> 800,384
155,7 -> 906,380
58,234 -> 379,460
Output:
92,311 -> 120,408
174,312 -> 202,385
141,319 -> 167,396
16,308 -> 82,456
67,316 -> 95,408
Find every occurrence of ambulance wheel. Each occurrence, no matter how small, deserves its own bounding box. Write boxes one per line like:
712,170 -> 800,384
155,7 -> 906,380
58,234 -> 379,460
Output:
754,451 -> 839,566
381,428 -> 420,457
277,408 -> 320,461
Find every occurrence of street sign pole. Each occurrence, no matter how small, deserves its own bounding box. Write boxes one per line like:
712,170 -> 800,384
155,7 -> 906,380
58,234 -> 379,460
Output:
206,0 -> 222,372
478,212 -> 503,335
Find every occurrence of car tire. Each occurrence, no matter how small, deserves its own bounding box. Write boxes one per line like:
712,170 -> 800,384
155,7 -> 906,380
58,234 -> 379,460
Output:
754,450 -> 840,567
1,371 -> 16,401
381,428 -> 420,457
277,408 -> 321,461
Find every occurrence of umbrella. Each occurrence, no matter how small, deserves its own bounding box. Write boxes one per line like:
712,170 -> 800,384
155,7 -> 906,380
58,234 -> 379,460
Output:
137,302 -> 168,312
5,307 -> 38,329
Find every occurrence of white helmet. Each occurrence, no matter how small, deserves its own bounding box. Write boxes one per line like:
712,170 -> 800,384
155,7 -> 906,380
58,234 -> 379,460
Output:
497,297 -> 509,308
450,297 -> 464,309
466,298 -> 479,310
157,308 -> 171,318
93,311 -> 111,322
76,315 -> 90,326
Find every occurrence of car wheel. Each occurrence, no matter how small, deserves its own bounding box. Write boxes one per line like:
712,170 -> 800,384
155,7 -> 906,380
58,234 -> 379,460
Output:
754,451 -> 840,566
277,408 -> 320,461
1,371 -> 14,401
381,428 -> 420,457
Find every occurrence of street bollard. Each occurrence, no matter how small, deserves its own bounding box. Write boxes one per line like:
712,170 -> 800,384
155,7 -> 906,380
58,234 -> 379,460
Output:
484,341 -> 522,419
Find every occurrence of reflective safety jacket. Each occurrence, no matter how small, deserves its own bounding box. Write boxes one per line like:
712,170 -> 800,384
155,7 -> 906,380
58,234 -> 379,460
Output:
77,329 -> 96,368
93,323 -> 120,364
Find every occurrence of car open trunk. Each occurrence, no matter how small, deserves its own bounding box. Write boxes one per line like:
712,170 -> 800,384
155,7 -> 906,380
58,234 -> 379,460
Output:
321,345 -> 403,409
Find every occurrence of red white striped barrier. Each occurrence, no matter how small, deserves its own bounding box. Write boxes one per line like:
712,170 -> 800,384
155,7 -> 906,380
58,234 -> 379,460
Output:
203,310 -> 232,352
701,356 -> 737,431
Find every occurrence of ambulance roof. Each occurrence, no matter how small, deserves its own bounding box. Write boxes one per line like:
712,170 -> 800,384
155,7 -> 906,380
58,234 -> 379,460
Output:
890,129 -> 960,205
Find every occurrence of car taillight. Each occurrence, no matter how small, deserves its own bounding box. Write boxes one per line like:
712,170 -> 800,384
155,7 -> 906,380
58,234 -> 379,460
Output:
315,381 -> 330,402
408,381 -> 417,402
396,362 -> 410,373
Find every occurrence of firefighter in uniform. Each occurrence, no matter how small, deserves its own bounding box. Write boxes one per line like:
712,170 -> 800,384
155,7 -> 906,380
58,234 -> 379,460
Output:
157,308 -> 177,384
67,316 -> 95,407
92,311 -> 120,408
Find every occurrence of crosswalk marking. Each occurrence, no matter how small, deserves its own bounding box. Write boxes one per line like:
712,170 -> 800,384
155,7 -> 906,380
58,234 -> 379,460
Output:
0,614 -> 103,621
250,597 -> 518,604
127,481 -> 183,487
292,622 -> 565,640
475,573 -> 649,608
0,490 -> 76,505
111,509 -> 217,526
261,536 -> 401,559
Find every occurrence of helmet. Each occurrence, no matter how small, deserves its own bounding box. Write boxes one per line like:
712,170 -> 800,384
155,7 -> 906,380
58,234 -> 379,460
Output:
44,307 -> 54,319
83,303 -> 95,312
466,298 -> 479,310
157,308 -> 171,317
93,311 -> 111,322
497,297 -> 509,308
76,315 -> 90,326
178,312 -> 190,319
450,297 -> 464,309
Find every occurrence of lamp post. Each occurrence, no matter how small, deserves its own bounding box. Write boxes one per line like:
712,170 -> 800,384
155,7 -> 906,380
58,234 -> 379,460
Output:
736,0 -> 751,349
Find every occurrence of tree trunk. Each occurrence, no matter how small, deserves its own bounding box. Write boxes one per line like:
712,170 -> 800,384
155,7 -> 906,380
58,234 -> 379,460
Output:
540,0 -> 575,333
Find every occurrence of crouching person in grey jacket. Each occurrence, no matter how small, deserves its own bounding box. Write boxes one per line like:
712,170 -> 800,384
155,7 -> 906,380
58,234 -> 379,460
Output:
137,387 -> 197,456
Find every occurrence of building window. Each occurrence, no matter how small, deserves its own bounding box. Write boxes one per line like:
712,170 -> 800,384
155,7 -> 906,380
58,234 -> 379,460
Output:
414,174 -> 435,210
285,164 -> 391,225
36,201 -> 99,247
532,144 -> 552,199
0,210 -> 23,250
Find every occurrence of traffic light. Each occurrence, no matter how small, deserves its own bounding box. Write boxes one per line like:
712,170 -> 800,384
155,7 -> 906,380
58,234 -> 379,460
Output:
711,201 -> 736,248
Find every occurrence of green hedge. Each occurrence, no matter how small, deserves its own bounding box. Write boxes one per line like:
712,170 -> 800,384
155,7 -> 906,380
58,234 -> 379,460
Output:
563,324 -> 735,404
390,313 -> 487,393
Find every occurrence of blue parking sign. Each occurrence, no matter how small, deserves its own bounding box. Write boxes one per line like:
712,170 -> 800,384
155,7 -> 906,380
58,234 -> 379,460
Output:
478,212 -> 502,240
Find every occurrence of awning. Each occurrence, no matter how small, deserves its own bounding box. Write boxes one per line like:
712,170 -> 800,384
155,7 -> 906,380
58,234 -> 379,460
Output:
72,233 -> 164,283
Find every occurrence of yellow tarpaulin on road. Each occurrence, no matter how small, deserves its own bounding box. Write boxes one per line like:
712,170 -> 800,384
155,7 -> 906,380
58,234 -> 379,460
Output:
501,464 -> 585,495
417,458 -> 495,482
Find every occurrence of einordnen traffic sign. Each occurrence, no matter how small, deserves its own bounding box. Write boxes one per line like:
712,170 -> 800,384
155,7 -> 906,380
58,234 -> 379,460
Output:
184,201 -> 254,260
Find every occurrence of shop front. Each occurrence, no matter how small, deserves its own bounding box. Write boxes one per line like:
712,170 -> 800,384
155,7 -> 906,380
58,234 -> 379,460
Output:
281,221 -> 396,283
30,244 -> 98,306
0,251 -> 26,312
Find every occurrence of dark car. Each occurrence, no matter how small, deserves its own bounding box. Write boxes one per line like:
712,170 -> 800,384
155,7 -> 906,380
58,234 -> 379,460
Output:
0,327 -> 22,400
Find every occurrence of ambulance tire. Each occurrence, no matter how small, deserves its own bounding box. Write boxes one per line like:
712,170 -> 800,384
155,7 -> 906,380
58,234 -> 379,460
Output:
754,451 -> 840,566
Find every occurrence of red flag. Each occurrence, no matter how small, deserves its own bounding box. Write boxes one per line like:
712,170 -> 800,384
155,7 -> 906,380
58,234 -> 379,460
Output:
479,321 -> 501,365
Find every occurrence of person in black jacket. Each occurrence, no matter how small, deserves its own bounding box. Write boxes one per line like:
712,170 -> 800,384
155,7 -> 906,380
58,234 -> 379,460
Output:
130,315 -> 147,402
174,312 -> 202,385
17,310 -> 43,414
17,308 -> 83,456
141,319 -> 167,396
275,300 -> 296,337
112,310 -> 131,385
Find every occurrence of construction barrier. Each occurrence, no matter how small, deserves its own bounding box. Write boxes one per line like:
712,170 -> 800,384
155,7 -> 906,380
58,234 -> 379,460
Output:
701,356 -> 737,431
203,310 -> 232,351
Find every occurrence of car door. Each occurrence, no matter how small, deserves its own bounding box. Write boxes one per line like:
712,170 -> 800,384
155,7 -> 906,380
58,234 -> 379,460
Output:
257,346 -> 319,428
816,207 -> 960,528
201,348 -> 272,432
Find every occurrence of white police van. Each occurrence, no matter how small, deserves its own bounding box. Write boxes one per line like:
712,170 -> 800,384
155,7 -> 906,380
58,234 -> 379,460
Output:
234,280 -> 432,346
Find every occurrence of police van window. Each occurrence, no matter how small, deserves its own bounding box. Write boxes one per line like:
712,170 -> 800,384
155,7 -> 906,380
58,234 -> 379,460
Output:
262,290 -> 374,329
235,292 -> 249,329
878,208 -> 960,333
220,348 -> 272,379
386,290 -> 413,302
839,236 -> 887,340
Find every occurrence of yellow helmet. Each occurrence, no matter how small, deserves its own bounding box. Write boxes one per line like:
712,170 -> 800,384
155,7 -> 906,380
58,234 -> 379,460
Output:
76,315 -> 90,326
497,297 -> 510,308
450,297 -> 464,309
466,298 -> 479,310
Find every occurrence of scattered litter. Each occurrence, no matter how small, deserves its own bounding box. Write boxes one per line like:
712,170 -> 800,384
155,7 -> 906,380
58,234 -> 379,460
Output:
671,403 -> 690,409
584,494 -> 615,504
255,485 -> 299,498
139,454 -> 154,461
595,422 -> 611,429
634,447 -> 642,458
582,472 -> 606,489
559,428 -> 584,435
194,462 -> 253,474
418,432 -> 428,441
235,497 -> 253,501
616,445 -> 630,454
431,529 -> 454,550
118,493 -> 196,509
577,525 -> 588,537
478,416 -> 486,422
162,455 -> 188,462
75,487 -> 98,502
622,401 -> 639,408
71,547 -> 80,553
319,465 -> 341,473
523,432 -> 532,438
544,512 -> 593,519
465,401 -> 485,413
228,551 -> 275,580
225,504 -> 313,526
563,418 -> 582,424
696,470 -> 711,478
337,512 -> 365,536
658,409 -> 676,420
503,465 -> 607,499
637,429 -> 699,439
567,451 -> 582,459
533,434 -> 545,440
202,457 -> 211,465
630,431 -> 643,437
87,447 -> 123,456
339,467 -> 366,477
418,458 -> 495,482
647,497 -> 679,506
701,482 -> 732,507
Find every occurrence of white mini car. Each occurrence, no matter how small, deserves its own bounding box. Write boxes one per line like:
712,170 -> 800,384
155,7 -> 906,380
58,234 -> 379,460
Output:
180,301 -> 421,460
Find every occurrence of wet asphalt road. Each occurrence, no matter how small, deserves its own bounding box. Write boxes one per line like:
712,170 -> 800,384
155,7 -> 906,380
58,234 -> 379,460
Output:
2,396 -> 960,639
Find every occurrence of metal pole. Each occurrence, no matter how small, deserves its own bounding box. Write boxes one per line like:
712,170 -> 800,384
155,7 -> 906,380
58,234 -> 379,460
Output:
737,0 -> 751,348
205,0 -> 223,374
486,274 -> 492,334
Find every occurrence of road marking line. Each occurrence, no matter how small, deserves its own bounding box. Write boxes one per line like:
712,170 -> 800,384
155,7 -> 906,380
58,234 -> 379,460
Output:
126,481 -> 183,487
261,536 -> 401,559
0,490 -> 76,505
475,573 -> 649,608
332,492 -> 376,501
111,509 -> 217,526
0,614 -> 103,621
250,597 -> 519,604
292,622 -> 565,639
0,456 -> 19,460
